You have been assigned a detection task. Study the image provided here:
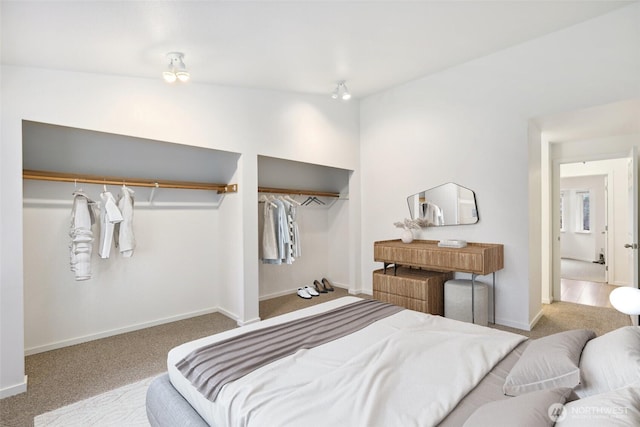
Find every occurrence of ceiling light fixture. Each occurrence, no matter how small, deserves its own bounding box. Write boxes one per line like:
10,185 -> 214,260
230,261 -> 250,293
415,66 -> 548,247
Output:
163,52 -> 190,83
332,81 -> 351,101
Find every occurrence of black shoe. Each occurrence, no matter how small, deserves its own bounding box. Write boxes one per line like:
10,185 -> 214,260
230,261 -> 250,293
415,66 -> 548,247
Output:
314,280 -> 328,293
322,278 -> 335,292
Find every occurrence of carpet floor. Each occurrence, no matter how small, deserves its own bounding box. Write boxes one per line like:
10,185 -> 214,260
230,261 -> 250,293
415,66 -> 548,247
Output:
1,288 -> 632,427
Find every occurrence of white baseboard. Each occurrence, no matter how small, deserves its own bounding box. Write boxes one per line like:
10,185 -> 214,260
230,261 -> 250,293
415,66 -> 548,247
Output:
214,305 -> 260,327
611,281 -> 631,287
495,317 -> 532,332
259,288 -> 298,301
349,288 -> 372,296
215,306 -> 240,323
529,308 -> 544,330
0,375 -> 28,399
24,307 -> 221,356
237,317 -> 261,327
259,283 -> 350,301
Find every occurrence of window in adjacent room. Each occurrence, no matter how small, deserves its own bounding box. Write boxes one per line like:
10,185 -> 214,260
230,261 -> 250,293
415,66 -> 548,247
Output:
575,190 -> 590,233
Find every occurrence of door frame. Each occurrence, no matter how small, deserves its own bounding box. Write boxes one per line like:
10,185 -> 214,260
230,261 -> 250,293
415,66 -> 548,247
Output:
556,169 -> 611,294
547,152 -> 635,303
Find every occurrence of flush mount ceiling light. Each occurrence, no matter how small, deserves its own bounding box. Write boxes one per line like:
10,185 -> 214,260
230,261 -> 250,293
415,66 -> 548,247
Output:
332,81 -> 351,101
163,52 -> 190,83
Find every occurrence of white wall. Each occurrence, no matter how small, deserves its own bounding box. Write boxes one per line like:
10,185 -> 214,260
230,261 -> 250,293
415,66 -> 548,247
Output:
0,66 -> 359,396
360,4 -> 640,329
22,192 -> 221,354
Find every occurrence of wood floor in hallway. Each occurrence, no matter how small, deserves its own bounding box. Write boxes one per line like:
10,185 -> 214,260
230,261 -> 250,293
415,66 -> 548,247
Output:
561,278 -> 617,308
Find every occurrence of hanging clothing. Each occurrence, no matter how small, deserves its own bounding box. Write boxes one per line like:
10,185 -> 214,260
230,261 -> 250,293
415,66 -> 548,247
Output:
114,186 -> 136,257
262,199 -> 278,261
280,199 -> 294,264
288,202 -> 301,258
69,190 -> 96,281
261,198 -> 291,264
261,195 -> 304,264
98,190 -> 123,259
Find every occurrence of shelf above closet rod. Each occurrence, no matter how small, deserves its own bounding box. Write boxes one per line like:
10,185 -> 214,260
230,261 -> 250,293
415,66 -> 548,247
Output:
23,169 -> 238,193
258,186 -> 340,198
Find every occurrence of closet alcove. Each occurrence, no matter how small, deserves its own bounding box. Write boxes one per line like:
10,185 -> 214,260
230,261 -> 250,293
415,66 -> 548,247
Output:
21,120 -> 241,355
257,155 -> 351,301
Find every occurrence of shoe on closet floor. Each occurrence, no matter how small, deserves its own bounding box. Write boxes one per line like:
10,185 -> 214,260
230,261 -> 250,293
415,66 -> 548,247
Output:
304,285 -> 320,297
321,278 -> 335,292
297,287 -> 312,299
313,280 -> 328,294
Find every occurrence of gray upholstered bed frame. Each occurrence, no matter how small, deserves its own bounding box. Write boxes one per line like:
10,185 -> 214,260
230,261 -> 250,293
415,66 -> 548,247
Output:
146,374 -> 208,427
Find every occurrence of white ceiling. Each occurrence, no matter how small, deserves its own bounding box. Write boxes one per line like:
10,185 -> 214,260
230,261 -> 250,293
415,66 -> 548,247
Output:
1,0 -> 635,98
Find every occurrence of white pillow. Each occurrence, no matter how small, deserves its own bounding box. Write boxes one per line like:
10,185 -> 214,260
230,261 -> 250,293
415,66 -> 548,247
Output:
463,388 -> 573,427
574,326 -> 640,398
503,329 -> 595,396
556,386 -> 640,426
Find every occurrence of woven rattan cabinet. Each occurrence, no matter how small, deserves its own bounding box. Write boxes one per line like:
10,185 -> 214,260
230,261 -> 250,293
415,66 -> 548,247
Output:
373,267 -> 453,315
373,239 -> 504,318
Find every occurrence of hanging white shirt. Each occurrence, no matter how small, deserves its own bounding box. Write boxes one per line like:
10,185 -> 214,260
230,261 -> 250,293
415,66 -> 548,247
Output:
262,200 -> 279,262
115,186 -> 136,257
262,199 -> 290,265
278,199 -> 293,264
98,190 -> 123,259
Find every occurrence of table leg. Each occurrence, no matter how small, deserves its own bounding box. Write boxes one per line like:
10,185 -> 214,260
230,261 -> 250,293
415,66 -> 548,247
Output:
492,272 -> 496,324
471,274 -> 476,324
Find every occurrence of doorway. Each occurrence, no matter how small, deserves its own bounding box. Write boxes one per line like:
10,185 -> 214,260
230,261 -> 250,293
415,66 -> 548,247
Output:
554,157 -> 634,309
533,99 -> 640,327
559,167 -> 610,307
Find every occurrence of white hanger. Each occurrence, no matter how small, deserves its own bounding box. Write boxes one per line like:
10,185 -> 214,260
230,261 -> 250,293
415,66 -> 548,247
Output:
283,195 -> 301,206
259,194 -> 277,207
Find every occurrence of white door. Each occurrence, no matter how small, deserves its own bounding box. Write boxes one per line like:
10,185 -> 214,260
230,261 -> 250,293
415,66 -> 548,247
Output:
627,147 -> 638,326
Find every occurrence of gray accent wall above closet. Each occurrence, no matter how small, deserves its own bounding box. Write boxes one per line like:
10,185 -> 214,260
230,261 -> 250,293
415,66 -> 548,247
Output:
22,121 -> 240,184
258,155 -> 349,195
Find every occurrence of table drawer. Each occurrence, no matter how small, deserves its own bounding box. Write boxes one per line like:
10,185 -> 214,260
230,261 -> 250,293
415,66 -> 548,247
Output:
372,268 -> 451,315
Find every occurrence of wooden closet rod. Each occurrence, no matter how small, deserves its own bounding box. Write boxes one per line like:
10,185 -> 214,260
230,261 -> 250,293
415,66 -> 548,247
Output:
258,186 -> 340,198
23,169 -> 238,193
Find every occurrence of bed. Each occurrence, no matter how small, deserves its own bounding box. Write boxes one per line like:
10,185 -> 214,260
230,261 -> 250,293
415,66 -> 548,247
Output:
146,296 -> 640,426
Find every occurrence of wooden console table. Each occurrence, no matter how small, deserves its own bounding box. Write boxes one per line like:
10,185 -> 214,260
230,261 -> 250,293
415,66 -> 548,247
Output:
374,239 -> 504,323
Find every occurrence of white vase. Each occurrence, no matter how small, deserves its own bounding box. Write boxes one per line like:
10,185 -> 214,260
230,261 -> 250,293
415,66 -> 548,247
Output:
401,229 -> 414,243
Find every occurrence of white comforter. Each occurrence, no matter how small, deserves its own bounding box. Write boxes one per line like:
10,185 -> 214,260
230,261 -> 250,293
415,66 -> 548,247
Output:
168,297 -> 525,427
